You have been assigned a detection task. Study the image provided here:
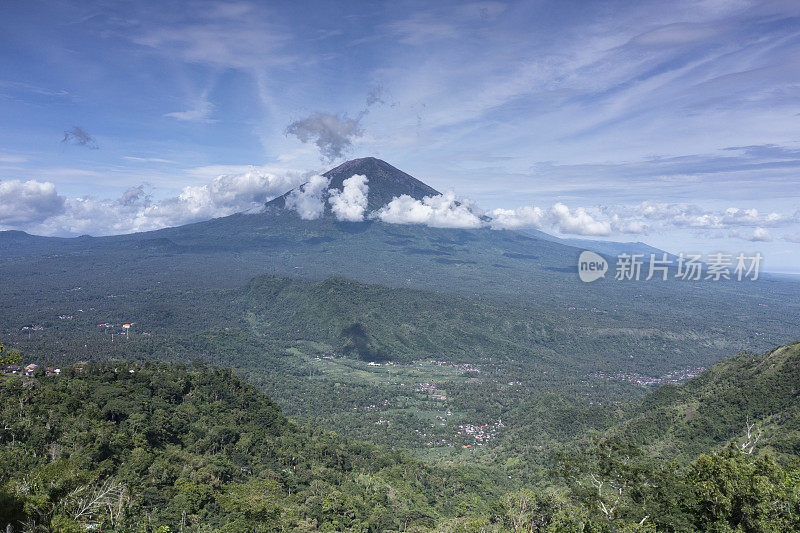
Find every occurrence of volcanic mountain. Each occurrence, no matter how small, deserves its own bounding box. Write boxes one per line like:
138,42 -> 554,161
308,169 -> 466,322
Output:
267,156 -> 441,213
1,157 -> 799,377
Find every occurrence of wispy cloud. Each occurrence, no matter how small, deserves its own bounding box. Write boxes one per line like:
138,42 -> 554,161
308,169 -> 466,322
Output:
0,80 -> 70,101
133,15 -> 292,70
730,227 -> 773,242
61,126 -> 98,149
286,113 -> 363,162
123,156 -> 176,164
0,154 -> 28,164
164,99 -> 215,122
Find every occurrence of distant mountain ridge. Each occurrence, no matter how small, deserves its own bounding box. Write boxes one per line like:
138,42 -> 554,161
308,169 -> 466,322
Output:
267,157 -> 441,214
531,230 -> 675,261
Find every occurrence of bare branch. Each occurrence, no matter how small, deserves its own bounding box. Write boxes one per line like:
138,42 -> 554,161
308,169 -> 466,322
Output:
740,417 -> 763,454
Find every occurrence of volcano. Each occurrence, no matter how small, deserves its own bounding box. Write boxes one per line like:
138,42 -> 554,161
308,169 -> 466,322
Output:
1,157 -> 798,378
267,157 -> 441,214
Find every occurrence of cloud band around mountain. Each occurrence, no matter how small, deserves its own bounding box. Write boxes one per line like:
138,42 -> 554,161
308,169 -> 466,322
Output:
2,171 -> 799,244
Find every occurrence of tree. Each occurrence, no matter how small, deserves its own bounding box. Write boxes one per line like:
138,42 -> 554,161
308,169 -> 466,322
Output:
688,446 -> 798,532
557,438 -> 652,532
217,478 -> 283,530
499,489 -> 586,532
0,342 -> 22,366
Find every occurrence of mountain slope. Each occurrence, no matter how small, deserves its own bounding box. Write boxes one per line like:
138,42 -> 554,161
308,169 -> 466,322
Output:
238,274 -> 751,373
613,340 -> 800,461
267,156 -> 441,213
1,158 -> 798,377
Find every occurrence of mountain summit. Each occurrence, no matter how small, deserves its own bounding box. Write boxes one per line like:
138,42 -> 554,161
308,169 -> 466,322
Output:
268,157 -> 441,213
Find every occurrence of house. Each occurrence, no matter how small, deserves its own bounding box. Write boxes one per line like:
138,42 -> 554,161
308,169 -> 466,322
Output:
24,364 -> 38,375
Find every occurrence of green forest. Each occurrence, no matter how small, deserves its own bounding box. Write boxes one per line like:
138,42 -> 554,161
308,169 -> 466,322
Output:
2,228 -> 799,532
2,344 -> 800,532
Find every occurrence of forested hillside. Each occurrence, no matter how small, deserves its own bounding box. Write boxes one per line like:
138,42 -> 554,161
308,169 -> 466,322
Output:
2,356 -> 799,532
0,362 -> 504,531
240,274 -> 714,371
473,342 -> 800,489
612,341 -> 800,462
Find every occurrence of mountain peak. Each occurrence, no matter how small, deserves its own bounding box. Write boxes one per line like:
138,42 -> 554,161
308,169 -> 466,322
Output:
268,157 -> 440,213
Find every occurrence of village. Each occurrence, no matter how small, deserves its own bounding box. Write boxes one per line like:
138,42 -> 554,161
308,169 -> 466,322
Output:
589,366 -> 706,386
456,420 -> 504,448
0,362 -> 62,376
414,382 -> 447,400
426,360 -> 481,373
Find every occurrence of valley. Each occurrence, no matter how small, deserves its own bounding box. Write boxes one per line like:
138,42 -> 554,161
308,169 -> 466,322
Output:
1,158 -> 799,531
4,0 -> 800,528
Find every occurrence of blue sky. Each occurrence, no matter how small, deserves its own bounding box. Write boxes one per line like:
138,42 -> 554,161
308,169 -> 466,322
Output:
1,0 -> 799,270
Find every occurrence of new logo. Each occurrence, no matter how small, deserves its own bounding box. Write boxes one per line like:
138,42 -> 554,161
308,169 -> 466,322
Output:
578,251 -> 608,282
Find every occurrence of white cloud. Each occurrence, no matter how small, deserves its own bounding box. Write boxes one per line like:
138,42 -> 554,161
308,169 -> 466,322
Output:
328,174 -> 369,222
598,202 -> 795,234
729,227 -> 773,242
164,100 -> 215,122
609,214 -> 647,234
284,175 -> 330,220
146,169 -> 298,224
375,191 -> 484,228
123,156 -> 176,164
6,168 -> 304,236
0,180 -> 65,225
489,203 -> 647,235
721,207 -> 789,227
489,205 -> 546,229
548,202 -> 612,236
4,170 -> 796,252
39,195 -> 142,236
